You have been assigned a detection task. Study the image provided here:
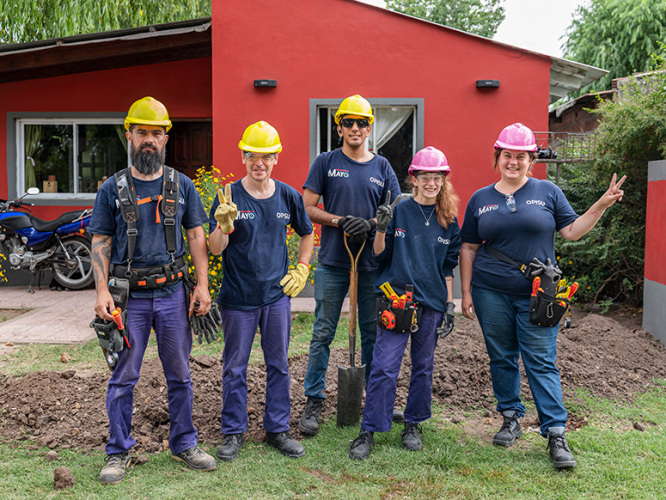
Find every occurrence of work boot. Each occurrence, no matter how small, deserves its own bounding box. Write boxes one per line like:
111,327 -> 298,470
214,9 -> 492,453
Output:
99,451 -> 131,484
547,427 -> 576,469
298,397 -> 324,436
171,446 -> 216,471
392,408 -> 405,423
349,430 -> 374,460
401,422 -> 423,451
493,411 -> 522,447
216,434 -> 245,462
266,431 -> 305,458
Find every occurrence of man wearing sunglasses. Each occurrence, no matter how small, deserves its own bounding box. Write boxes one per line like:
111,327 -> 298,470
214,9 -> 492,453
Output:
299,95 -> 401,436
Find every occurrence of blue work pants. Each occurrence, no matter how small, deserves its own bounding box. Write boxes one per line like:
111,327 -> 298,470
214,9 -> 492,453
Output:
106,285 -> 197,455
472,286 -> 567,435
220,295 -> 292,435
361,307 -> 442,432
303,264 -> 377,399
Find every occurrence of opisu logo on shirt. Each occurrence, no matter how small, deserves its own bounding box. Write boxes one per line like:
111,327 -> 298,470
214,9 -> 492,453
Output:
526,199 -> 546,206
438,237 -> 450,245
236,210 -> 256,220
276,212 -> 290,219
478,204 -> 499,216
394,228 -> 406,238
328,169 -> 350,178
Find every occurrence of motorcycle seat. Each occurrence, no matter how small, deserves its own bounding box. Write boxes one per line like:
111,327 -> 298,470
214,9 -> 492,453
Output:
29,210 -> 88,232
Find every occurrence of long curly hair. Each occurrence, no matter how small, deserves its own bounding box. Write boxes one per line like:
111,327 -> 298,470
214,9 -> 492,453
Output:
412,175 -> 459,229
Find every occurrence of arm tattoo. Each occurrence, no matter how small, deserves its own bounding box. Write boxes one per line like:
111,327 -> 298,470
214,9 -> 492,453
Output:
92,236 -> 112,289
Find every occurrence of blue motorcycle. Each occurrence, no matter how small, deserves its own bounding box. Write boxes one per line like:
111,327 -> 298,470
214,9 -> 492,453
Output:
0,187 -> 93,292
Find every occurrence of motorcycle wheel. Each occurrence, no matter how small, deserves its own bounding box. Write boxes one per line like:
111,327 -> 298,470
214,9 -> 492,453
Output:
52,235 -> 94,290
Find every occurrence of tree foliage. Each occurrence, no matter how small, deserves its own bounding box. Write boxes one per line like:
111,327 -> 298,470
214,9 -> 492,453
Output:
0,0 -> 211,44
553,64 -> 666,305
386,0 -> 505,38
563,0 -> 666,92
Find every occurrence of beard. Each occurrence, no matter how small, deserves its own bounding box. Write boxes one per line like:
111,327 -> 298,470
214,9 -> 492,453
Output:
131,143 -> 165,175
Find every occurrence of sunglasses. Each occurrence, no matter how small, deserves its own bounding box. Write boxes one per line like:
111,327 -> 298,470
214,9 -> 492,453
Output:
505,193 -> 517,213
340,118 -> 370,129
244,152 -> 276,163
416,173 -> 445,183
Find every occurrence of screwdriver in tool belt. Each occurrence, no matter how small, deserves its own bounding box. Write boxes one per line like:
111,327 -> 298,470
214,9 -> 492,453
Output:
112,307 -> 131,349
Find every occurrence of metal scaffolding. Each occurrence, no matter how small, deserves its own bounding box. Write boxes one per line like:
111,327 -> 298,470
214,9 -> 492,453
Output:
533,131 -> 597,184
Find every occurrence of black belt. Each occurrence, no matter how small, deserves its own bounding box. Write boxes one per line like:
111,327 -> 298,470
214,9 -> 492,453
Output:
110,256 -> 187,290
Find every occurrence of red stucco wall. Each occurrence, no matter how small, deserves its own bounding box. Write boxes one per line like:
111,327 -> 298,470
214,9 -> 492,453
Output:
212,0 -> 552,216
0,58 -> 212,220
645,179 -> 666,284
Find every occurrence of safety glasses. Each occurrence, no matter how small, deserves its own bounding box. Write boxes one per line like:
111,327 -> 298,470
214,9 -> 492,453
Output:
416,173 -> 445,184
243,152 -> 276,163
340,118 -> 370,129
505,193 -> 516,213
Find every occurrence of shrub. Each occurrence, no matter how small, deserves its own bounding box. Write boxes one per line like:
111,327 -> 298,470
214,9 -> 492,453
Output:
553,63 -> 666,305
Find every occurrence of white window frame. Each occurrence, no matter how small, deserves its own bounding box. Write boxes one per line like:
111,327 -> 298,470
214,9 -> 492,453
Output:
15,117 -> 129,202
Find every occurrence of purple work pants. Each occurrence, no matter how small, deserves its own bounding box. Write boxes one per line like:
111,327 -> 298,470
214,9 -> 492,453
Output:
105,285 -> 197,455
220,294 -> 292,435
361,307 -> 443,433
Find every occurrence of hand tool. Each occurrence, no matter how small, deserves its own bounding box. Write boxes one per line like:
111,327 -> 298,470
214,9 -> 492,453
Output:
112,307 -> 131,349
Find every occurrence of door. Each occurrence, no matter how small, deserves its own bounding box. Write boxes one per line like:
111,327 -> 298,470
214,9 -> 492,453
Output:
166,121 -> 213,180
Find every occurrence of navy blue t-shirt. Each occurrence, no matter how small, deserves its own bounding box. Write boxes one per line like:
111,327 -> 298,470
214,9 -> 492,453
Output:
303,149 -> 400,272
89,170 -> 208,298
461,177 -> 579,296
209,179 -> 313,311
374,198 -> 461,313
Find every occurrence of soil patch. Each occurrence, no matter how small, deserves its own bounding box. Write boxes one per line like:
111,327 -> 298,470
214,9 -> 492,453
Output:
0,309 -> 30,323
0,307 -> 664,452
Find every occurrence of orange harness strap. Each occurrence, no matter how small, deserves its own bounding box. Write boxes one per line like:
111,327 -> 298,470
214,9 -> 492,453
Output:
136,194 -> 164,223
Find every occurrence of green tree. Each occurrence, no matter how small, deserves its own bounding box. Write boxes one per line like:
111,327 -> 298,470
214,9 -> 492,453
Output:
554,63 -> 666,305
0,0 -> 211,44
386,0 -> 505,38
563,0 -> 666,92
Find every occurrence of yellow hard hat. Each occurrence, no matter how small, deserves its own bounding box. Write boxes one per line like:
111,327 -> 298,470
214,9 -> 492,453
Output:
238,121 -> 283,153
334,95 -> 374,125
124,96 -> 172,132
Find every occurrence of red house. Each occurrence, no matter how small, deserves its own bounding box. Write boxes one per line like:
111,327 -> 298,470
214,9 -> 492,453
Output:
0,0 -> 605,223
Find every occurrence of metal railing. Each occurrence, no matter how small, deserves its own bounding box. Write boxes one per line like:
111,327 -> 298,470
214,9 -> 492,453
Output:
533,131 -> 597,184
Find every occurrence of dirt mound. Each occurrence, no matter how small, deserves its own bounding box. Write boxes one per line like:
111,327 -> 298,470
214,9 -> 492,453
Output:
0,308 -> 663,452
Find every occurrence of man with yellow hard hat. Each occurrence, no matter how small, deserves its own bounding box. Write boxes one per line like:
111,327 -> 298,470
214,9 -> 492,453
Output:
299,95 -> 402,436
209,121 -> 314,461
90,96 -> 216,484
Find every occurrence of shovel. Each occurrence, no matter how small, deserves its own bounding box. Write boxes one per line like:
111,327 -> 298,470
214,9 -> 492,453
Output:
337,233 -> 367,427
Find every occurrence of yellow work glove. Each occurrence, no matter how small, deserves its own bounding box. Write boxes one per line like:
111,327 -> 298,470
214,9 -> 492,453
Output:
279,263 -> 310,298
215,183 -> 238,234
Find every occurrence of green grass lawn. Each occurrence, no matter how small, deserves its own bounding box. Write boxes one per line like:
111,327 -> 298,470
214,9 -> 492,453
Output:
1,313 -> 666,499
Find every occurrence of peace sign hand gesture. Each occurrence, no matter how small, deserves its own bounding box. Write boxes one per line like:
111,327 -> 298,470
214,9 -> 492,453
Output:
376,190 -> 401,233
215,183 -> 238,234
599,173 -> 627,209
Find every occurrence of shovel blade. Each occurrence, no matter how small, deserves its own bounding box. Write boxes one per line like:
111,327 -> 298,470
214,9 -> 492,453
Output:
336,364 -> 366,427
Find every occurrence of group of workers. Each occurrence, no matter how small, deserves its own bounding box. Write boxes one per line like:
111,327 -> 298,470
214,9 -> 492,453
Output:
89,94 -> 626,485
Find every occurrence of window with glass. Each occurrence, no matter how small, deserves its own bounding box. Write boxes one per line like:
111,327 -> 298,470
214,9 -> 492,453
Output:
18,119 -> 129,196
317,105 -> 418,192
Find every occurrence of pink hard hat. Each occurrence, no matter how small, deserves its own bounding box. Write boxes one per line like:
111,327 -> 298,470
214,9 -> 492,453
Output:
408,146 -> 451,176
494,123 -> 537,152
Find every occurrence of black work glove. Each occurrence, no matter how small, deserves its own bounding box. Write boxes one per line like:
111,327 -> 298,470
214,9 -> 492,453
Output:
436,301 -> 456,339
376,190 -> 402,233
190,303 -> 221,345
339,216 -> 376,237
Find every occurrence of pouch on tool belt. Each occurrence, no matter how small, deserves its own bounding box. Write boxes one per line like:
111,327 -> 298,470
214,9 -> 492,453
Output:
376,297 -> 422,333
90,278 -> 131,368
529,291 -> 569,327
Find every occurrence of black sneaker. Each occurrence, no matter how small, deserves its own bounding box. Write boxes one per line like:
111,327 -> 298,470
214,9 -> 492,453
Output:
401,422 -> 423,451
349,430 -> 374,460
392,409 -> 405,423
548,430 -> 576,469
298,397 -> 324,436
493,413 -> 522,447
171,446 -> 216,471
99,452 -> 131,484
266,431 -> 305,458
216,434 -> 245,462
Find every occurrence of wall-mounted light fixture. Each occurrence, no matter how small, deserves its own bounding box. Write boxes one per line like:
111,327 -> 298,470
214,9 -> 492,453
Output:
476,80 -> 500,88
254,79 -> 277,88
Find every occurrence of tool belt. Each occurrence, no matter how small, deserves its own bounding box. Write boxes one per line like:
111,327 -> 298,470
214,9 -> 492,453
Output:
485,244 -> 568,328
376,296 -> 422,333
110,255 -> 187,290
90,278 -> 131,368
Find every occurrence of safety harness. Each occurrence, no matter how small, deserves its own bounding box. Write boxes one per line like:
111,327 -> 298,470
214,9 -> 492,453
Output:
110,166 -> 187,290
